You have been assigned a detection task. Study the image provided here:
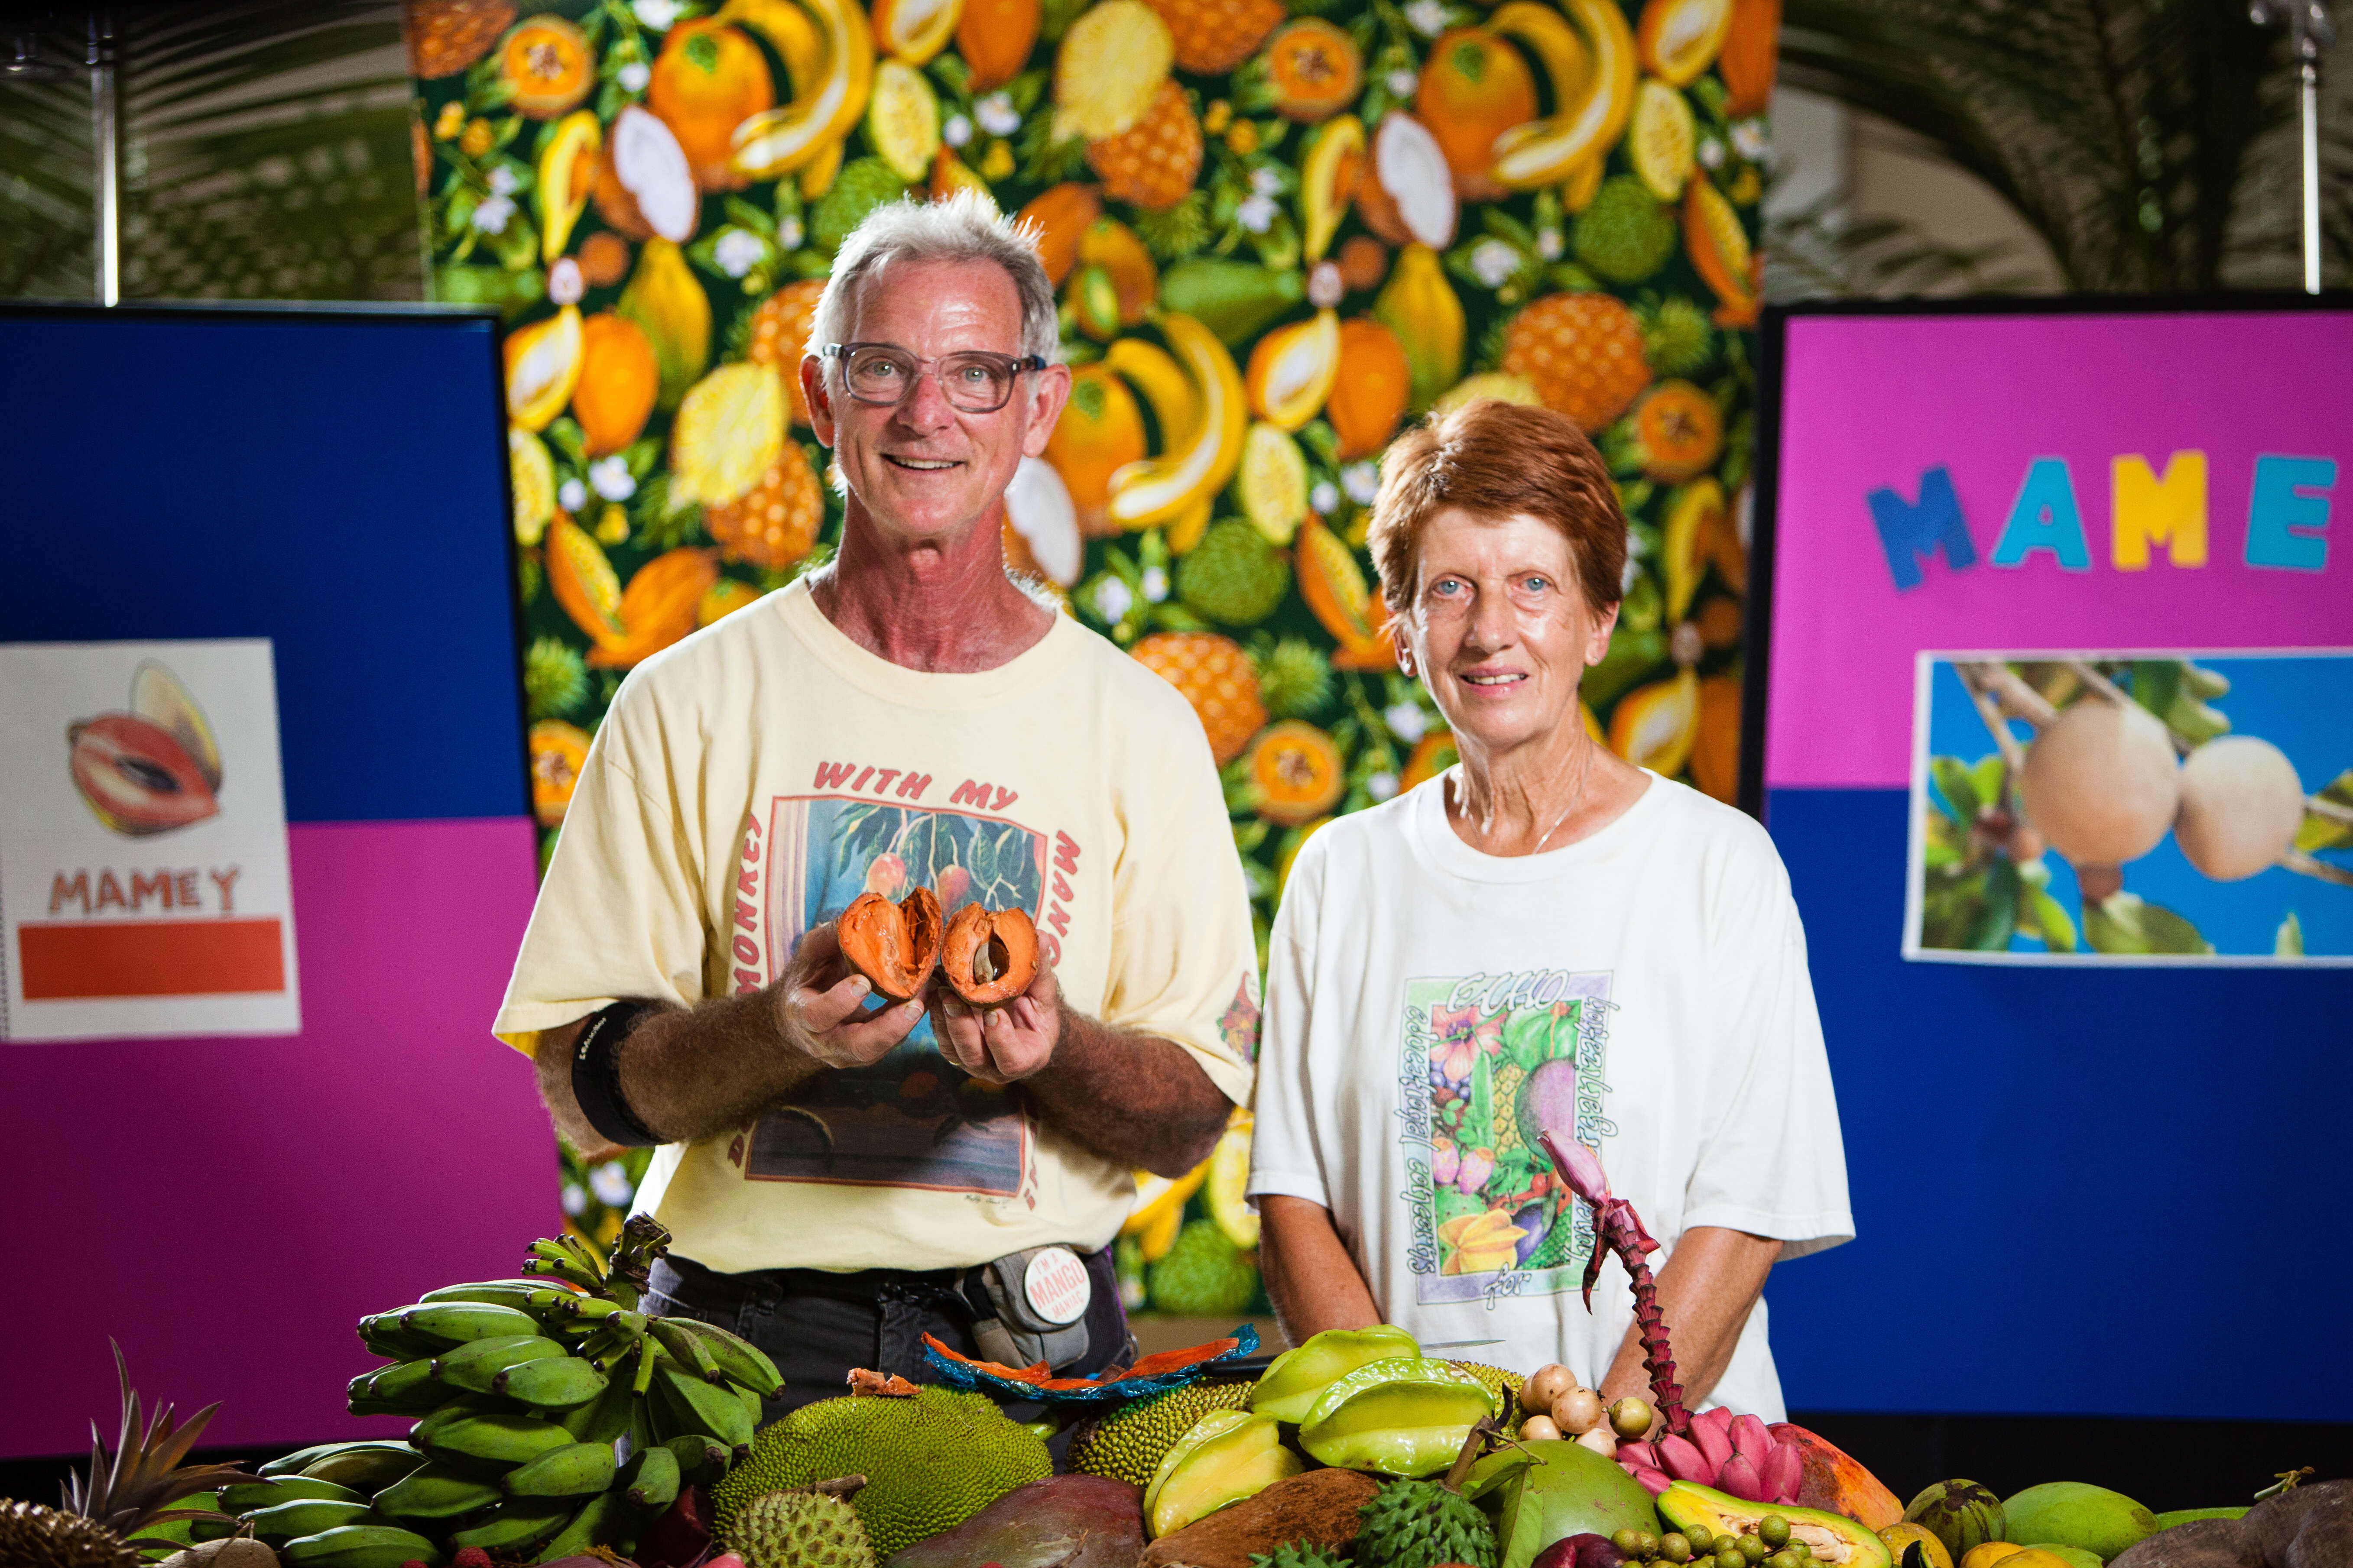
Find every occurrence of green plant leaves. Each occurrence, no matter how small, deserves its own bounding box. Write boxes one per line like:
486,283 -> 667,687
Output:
2083,891 -> 2211,956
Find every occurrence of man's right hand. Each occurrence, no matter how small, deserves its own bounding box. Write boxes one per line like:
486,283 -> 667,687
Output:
776,920 -> 928,1069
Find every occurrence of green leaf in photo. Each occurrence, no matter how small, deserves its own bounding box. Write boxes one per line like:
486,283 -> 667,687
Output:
2276,911 -> 2305,957
1930,755 -> 1984,823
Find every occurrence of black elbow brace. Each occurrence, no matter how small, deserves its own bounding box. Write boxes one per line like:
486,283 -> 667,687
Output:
570,1000 -> 665,1148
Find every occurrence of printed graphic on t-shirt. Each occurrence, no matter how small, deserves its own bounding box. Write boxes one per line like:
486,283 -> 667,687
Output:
736,794 -> 1045,1196
1397,969 -> 1617,1306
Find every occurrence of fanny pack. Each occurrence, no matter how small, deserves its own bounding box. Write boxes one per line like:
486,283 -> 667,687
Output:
957,1244 -> 1096,1374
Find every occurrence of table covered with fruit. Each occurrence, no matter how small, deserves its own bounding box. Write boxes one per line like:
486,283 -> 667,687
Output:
13,1178 -> 2338,1568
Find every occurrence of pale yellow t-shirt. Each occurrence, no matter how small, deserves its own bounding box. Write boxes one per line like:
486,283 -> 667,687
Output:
494,580 -> 1259,1273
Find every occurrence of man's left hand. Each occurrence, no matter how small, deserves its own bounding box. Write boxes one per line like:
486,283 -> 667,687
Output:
932,958 -> 1062,1085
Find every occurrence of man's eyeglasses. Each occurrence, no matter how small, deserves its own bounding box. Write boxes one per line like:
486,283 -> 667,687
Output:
821,342 -> 1048,414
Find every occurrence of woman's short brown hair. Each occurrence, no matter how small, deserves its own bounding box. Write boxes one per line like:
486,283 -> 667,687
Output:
1366,398 -> 1627,615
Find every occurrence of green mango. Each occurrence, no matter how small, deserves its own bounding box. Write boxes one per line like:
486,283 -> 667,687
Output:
1250,1325 -> 1422,1423
1156,260 -> 1306,347
1295,1357 -> 1494,1477
1466,1439 -> 1662,1568
2002,1483 -> 2158,1560
2153,1506 -> 2249,1529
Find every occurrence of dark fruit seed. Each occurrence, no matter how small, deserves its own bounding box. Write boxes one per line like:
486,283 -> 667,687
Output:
1759,1516 -> 1792,1549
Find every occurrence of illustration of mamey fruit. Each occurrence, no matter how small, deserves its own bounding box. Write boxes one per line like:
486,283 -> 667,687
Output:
941,904 -> 1040,1004
1905,1481 -> 2009,1562
67,712 -> 220,836
1416,29 -> 1536,197
648,18 -> 776,189
705,442 -> 825,569
1575,174 -> 1678,283
1087,79 -> 1205,212
1328,317 -> 1412,458
502,16 -> 594,117
1133,631 -> 1269,764
2017,698 -> 2181,873
590,547 -> 721,668
405,0 -> 513,79
837,887 -> 945,998
1502,292 -> 1653,431
573,313 -> 660,455
1263,19 -> 1363,121
1068,1380 -> 1259,1485
2172,736 -> 2305,880
1180,518 -> 1292,624
1148,0 -> 1285,75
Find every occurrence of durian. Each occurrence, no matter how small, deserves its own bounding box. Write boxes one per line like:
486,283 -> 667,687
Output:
1176,519 -> 1291,625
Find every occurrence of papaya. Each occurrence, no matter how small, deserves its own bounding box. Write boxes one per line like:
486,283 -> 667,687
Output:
1372,243 -> 1463,413
1658,1482 -> 1893,1568
502,16 -> 594,119
529,721 -> 593,828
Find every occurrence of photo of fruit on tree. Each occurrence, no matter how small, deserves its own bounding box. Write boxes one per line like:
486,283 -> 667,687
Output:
405,0 -> 1768,1309
1907,653 -> 2353,962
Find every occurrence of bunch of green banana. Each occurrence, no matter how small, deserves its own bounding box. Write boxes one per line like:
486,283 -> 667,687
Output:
261,1217 -> 783,1568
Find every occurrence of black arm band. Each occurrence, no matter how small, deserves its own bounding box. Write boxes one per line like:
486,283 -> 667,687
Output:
571,1000 -> 666,1148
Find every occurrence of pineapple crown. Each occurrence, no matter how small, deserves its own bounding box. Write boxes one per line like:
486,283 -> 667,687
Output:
65,1343 -> 259,1549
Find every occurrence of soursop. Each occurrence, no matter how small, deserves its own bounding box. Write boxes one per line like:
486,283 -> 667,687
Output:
1573,176 -> 1677,285
1355,1476 -> 1499,1568
1066,1378 -> 1258,1485
1177,519 -> 1291,625
733,1487 -> 874,1568
1147,1218 -> 1259,1317
712,1385 -> 1050,1557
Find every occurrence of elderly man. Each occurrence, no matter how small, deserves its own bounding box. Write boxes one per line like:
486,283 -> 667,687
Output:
495,192 -> 1259,1412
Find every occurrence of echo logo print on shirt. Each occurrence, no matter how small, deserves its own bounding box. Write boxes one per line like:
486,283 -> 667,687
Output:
1399,969 -> 1618,1307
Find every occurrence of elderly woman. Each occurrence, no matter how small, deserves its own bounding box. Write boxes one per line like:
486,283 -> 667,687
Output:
1246,399 -> 1853,1421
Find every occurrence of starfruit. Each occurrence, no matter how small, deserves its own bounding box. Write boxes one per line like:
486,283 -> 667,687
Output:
1297,1357 -> 1498,1477
1490,0 -> 1635,191
1144,1411 -> 1302,1539
1244,309 -> 1340,431
1298,114 -> 1365,264
618,236 -> 712,411
1250,1325 -> 1422,1423
1373,243 -> 1464,412
504,305 -> 584,432
730,0 -> 875,178
537,111 -> 602,262
1107,312 -> 1246,531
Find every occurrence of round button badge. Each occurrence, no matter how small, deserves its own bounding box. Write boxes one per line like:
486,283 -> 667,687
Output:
1022,1246 -> 1091,1325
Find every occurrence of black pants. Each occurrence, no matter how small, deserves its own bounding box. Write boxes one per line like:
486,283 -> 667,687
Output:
645,1248 -> 1132,1438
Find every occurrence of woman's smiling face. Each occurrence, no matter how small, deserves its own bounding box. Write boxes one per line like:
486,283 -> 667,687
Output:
1402,507 -> 1618,756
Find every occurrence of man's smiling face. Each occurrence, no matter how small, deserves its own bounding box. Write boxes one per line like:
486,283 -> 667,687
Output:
803,257 -> 1069,548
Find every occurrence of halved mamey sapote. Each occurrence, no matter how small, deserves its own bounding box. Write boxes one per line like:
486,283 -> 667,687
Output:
1245,309 -> 1340,431
1660,1482 -> 1894,1568
130,659 -> 222,796
941,904 -> 1041,1005
1246,720 -> 1345,826
1770,1423 -> 1904,1533
1250,1325 -> 1422,1423
1262,19 -> 1362,122
529,720 -> 592,828
1296,1357 -> 1496,1477
68,713 -> 220,836
502,15 -> 594,118
839,887 -> 945,999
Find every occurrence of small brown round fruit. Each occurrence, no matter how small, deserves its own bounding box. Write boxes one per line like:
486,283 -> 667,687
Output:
1552,1385 -> 1604,1435
1575,1422 -> 1619,1456
2174,735 -> 2305,880
2017,696 -> 2180,865
1607,1395 -> 1656,1438
1520,1362 -> 1577,1415
1519,1414 -> 1561,1442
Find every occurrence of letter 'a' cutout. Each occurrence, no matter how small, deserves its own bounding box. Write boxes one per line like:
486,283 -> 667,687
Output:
1867,465 -> 1977,590
1992,457 -> 2092,570
2111,450 -> 2207,569
2244,454 -> 2335,572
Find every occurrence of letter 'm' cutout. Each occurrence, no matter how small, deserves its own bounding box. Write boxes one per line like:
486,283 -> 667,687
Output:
1867,466 -> 1977,591
2111,450 -> 2207,569
1992,458 -> 2091,571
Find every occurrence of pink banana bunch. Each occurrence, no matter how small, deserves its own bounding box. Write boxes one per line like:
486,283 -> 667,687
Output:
1615,1404 -> 1804,1503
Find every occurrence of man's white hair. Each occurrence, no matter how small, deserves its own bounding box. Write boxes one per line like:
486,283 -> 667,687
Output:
809,188 -> 1060,365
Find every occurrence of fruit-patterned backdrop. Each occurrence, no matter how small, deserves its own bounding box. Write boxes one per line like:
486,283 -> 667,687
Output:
406,0 -> 1774,1319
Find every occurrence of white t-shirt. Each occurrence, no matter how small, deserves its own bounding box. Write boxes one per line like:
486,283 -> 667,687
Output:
496,580 -> 1259,1275
1247,769 -> 1852,1422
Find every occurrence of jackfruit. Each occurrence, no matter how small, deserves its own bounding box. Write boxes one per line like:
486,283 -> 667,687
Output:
712,1385 -> 1050,1556
1148,1217 -> 1260,1316
1176,519 -> 1291,625
1445,1361 -> 1524,1417
731,1487 -> 874,1568
1067,1379 -> 1258,1485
